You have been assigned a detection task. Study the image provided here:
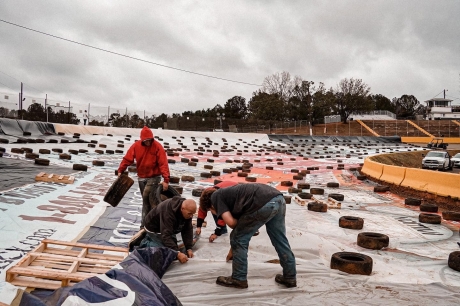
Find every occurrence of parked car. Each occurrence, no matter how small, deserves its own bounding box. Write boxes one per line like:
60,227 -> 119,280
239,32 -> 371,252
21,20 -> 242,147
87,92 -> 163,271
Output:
421,151 -> 452,170
451,153 -> 460,168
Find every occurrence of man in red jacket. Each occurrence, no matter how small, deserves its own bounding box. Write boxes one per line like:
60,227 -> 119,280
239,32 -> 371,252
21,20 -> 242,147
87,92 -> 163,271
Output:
118,126 -> 170,228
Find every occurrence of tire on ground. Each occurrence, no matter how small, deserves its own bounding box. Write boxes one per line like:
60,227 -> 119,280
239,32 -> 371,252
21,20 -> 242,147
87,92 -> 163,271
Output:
92,160 -> 105,166
419,213 -> 441,224
298,192 -> 312,199
357,175 -> 366,180
192,188 -> 204,197
420,203 -> 438,213
284,195 -> 291,204
327,182 -> 339,188
442,211 -> 460,221
330,252 -> 373,275
448,251 -> 460,272
297,182 -> 310,189
310,188 -> 324,195
374,185 -> 390,192
339,216 -> 364,229
357,232 -> 389,250
169,176 -> 180,184
34,158 -> 49,166
307,202 -> 327,212
200,172 -> 212,178
329,193 -> 344,201
245,177 -> 256,182
73,164 -> 88,171
281,181 -> 293,187
237,172 -> 248,177
59,153 -> 71,160
181,175 -> 195,182
405,198 -> 421,206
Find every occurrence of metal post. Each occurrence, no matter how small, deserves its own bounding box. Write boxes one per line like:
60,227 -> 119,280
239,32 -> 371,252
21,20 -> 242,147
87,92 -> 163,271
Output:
68,101 -> 71,124
45,94 -> 48,122
107,106 -> 110,125
20,82 -> 24,119
88,103 -> 90,126
449,120 -> 450,137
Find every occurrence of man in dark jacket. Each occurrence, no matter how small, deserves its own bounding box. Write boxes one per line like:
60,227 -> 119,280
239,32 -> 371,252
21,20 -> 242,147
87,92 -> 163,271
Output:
140,196 -> 196,264
201,183 -> 297,289
118,126 -> 170,228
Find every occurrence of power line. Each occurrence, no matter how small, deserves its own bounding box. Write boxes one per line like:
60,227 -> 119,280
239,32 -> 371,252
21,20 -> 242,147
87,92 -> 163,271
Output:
0,69 -> 44,93
0,19 -> 263,87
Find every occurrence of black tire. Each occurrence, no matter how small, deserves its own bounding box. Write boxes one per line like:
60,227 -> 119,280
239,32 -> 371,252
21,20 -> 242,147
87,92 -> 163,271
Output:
61,139 -> 69,143
374,185 -> 390,192
0,138 -> 9,144
181,175 -> 195,182
223,168 -> 232,173
329,193 -> 344,201
92,160 -> 105,166
200,172 -> 212,178
266,166 -> 274,170
99,144 -> 107,148
169,176 -> 180,184
310,188 -> 324,195
73,164 -> 88,171
192,188 -> 204,197
23,131 -> 31,136
34,158 -> 49,166
149,183 -> 181,208
284,195 -> 291,204
79,149 -> 88,153
25,153 -> 39,159
442,211 -> 460,221
293,175 -> 304,180
419,213 -> 441,224
448,251 -> 460,272
22,148 -> 33,153
330,252 -> 373,275
88,144 -> 96,148
308,202 -> 327,212
281,181 -> 293,187
405,198 -> 421,206
297,182 -> 310,189
172,185 -> 183,194
237,172 -> 248,177
52,148 -> 63,153
420,203 -> 438,213
59,153 -> 71,160
245,176 -> 257,182
210,171 -> 221,176
115,150 -> 124,154
95,150 -> 104,154
298,192 -> 312,199
357,232 -> 389,250
181,158 -> 190,163
288,187 -> 301,194
327,182 -> 340,188
188,162 -> 197,167
204,164 -> 213,170
167,159 -> 175,164
68,149 -> 78,155
339,216 -> 364,230
357,175 -> 366,180
106,150 -> 115,154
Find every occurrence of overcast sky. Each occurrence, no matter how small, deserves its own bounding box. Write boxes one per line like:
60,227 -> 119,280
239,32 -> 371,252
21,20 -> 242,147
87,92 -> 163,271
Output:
0,0 -> 459,117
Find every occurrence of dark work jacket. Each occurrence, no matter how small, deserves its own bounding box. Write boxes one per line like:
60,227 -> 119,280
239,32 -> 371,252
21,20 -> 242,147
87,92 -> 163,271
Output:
144,196 -> 193,251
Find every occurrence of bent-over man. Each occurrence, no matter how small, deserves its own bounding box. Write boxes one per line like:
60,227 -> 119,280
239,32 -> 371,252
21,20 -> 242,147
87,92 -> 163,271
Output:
200,183 -> 296,288
140,196 -> 196,264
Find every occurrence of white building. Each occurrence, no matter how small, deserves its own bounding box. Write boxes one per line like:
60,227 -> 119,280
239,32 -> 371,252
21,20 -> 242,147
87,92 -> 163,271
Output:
425,98 -> 460,119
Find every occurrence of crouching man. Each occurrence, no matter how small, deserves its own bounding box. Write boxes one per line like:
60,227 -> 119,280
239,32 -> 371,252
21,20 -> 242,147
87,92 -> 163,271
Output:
140,196 -> 197,264
200,183 -> 297,288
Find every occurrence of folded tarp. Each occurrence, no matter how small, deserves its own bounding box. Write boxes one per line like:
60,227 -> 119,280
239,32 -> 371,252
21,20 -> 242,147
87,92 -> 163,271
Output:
0,118 -> 23,136
16,247 -> 182,306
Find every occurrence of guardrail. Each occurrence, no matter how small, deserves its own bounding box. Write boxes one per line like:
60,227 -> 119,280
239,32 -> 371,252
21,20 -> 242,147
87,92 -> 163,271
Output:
362,153 -> 460,198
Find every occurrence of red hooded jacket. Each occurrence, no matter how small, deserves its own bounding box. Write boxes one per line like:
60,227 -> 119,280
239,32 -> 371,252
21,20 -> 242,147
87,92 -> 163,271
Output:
118,126 -> 170,183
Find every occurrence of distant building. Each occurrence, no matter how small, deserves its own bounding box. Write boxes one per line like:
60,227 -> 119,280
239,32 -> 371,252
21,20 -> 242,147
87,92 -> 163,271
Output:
424,98 -> 460,120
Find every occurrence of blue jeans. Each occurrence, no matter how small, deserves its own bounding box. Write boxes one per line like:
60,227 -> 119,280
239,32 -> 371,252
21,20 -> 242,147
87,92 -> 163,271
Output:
230,195 -> 296,281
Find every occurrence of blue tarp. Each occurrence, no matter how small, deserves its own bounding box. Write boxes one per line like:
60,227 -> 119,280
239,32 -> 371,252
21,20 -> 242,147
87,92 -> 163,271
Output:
19,247 -> 182,306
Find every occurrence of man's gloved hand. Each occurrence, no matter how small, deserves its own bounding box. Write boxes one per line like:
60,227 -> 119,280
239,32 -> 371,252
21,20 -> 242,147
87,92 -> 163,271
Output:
177,252 -> 188,263
162,181 -> 168,191
196,227 -> 202,235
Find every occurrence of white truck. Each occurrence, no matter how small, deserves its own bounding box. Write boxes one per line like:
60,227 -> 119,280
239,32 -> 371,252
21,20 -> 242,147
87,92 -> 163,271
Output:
421,151 -> 453,170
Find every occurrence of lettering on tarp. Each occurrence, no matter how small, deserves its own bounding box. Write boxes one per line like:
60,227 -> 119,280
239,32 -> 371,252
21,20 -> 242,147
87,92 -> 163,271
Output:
0,184 -> 57,206
0,229 -> 56,269
108,190 -> 141,245
19,173 -> 114,223
395,216 -> 444,236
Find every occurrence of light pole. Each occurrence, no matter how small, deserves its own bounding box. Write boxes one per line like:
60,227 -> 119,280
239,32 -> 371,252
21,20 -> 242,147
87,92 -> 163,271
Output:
216,112 -> 225,130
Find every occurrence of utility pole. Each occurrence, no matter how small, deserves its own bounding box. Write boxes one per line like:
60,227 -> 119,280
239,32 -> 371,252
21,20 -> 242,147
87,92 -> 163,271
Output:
88,103 -> 91,125
68,101 -> 71,124
45,94 -> 48,122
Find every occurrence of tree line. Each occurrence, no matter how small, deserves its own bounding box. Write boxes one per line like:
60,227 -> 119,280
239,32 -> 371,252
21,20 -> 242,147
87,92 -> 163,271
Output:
0,71 -> 427,130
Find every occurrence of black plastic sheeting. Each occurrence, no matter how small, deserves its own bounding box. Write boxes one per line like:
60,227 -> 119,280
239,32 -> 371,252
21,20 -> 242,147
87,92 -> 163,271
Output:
19,247 -> 182,306
0,118 -> 55,137
0,157 -> 78,191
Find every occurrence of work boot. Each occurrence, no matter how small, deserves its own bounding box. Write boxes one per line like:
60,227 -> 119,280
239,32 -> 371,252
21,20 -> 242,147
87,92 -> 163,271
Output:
216,276 -> 248,289
275,274 -> 297,288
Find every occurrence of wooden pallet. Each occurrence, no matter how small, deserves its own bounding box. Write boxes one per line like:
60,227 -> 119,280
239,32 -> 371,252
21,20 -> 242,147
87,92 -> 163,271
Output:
293,195 -> 308,206
6,239 -> 128,290
311,195 -> 342,209
35,172 -> 75,184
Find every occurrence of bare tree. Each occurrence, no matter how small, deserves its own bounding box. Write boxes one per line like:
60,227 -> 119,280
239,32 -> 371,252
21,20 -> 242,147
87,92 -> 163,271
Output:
262,71 -> 302,101
335,78 -> 372,123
